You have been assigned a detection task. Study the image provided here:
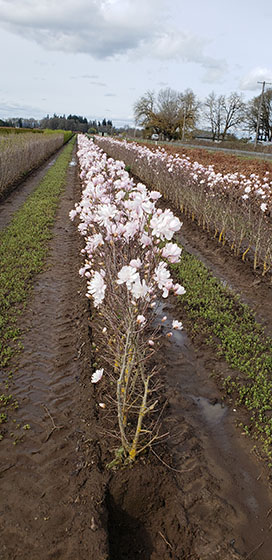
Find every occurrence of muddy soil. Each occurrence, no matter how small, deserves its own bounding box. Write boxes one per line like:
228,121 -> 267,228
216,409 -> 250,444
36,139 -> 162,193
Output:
0,152 -> 108,559
0,150 -> 272,559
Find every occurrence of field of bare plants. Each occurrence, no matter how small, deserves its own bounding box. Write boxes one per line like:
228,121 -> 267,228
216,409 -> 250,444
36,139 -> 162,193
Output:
0,131 -> 73,199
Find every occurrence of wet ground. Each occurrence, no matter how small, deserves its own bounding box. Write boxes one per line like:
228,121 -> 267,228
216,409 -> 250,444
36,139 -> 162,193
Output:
0,151 -> 108,559
0,149 -> 271,559
156,302 -> 272,559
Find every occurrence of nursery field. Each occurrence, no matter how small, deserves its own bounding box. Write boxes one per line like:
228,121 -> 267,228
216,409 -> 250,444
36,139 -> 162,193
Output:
146,141 -> 272,177
96,136 -> 272,277
0,135 -> 272,559
0,129 -> 74,200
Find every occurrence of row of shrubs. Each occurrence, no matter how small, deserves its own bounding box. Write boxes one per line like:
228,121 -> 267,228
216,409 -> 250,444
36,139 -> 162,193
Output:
95,137 -> 272,276
0,131 -> 74,199
0,127 -> 44,135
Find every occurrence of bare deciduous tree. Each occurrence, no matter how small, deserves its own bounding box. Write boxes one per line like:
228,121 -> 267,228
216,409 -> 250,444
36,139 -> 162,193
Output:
246,89 -> 272,141
203,91 -> 245,141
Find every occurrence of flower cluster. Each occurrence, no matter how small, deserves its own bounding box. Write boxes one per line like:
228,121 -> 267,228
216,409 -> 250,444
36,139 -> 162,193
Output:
95,136 -> 272,275
71,135 -> 184,310
70,135 -> 186,461
96,137 -> 272,215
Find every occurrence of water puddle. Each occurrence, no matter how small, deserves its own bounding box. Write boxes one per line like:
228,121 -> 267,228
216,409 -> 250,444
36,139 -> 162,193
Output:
46,157 -> 57,168
192,395 -> 227,425
154,299 -> 272,558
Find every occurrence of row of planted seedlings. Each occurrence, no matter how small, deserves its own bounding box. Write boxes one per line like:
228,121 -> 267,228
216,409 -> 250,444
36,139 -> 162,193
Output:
95,137 -> 272,277
0,130 -> 74,199
70,134 -> 185,463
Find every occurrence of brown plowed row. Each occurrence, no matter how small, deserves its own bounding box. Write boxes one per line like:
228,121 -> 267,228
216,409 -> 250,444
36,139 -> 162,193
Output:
0,154 -> 108,559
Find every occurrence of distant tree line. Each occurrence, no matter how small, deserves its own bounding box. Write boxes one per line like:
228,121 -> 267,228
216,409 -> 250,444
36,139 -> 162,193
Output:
134,87 -> 272,142
0,114 -> 114,135
3,86 -> 272,143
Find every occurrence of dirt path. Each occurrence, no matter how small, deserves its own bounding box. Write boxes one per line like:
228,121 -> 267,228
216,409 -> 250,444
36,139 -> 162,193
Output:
0,153 -> 108,559
157,302 -> 272,559
0,146 -> 68,231
0,151 -> 272,559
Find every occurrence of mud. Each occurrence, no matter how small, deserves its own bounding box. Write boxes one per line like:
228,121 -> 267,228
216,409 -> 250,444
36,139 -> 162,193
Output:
0,150 -> 108,559
0,149 -> 271,559
156,302 -> 272,559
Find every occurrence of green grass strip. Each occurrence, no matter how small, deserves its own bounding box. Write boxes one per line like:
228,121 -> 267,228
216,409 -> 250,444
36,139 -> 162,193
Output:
172,248 -> 272,465
0,136 -> 76,369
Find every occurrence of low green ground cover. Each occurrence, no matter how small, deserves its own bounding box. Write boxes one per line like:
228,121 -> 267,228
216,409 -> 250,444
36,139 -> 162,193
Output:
43,129 -> 74,143
172,248 -> 272,465
0,137 -> 75,436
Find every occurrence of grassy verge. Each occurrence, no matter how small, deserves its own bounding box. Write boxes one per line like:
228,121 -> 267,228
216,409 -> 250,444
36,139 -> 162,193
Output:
172,247 -> 272,466
0,137 -> 76,437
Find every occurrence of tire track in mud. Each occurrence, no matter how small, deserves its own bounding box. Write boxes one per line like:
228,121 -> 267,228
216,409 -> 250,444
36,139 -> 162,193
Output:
157,301 -> 272,560
0,153 -> 108,559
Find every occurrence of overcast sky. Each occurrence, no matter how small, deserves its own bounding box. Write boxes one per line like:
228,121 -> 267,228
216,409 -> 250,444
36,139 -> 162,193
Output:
1,0 -> 272,126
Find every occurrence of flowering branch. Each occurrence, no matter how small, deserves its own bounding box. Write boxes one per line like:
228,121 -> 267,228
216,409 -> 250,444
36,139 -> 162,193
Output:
70,135 -> 185,463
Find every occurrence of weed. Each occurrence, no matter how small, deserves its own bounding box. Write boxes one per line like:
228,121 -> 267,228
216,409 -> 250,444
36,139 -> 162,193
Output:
172,246 -> 272,464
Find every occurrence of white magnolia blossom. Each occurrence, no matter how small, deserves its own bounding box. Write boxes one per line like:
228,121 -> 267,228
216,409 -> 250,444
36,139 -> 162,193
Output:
153,262 -> 173,297
91,368 -> 104,383
162,242 -> 182,263
130,277 -> 150,300
150,209 -> 181,241
173,283 -> 186,296
117,265 -> 139,288
137,314 -> 146,325
172,320 -> 183,330
130,258 -> 142,269
87,270 -> 106,307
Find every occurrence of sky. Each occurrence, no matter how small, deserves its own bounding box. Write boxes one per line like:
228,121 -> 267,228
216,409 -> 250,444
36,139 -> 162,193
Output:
1,0 -> 272,127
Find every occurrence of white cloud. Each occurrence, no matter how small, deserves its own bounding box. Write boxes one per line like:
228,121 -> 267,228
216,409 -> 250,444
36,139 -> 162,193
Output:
0,0 -> 167,58
0,101 -> 45,119
144,30 -> 226,82
0,0 -> 227,83
90,81 -> 107,87
240,67 -> 272,91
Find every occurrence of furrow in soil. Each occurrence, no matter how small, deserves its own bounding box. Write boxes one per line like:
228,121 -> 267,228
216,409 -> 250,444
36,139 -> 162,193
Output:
0,155 -> 108,560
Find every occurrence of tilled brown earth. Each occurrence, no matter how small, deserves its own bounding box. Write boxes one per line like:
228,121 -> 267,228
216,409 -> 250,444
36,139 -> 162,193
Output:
0,158 -> 108,559
0,155 -> 272,559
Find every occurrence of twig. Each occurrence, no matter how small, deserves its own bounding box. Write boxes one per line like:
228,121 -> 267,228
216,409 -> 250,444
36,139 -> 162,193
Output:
42,404 -> 64,442
245,541 -> 264,559
76,341 -> 85,359
159,531 -> 173,550
0,464 -> 16,476
151,448 -> 191,473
